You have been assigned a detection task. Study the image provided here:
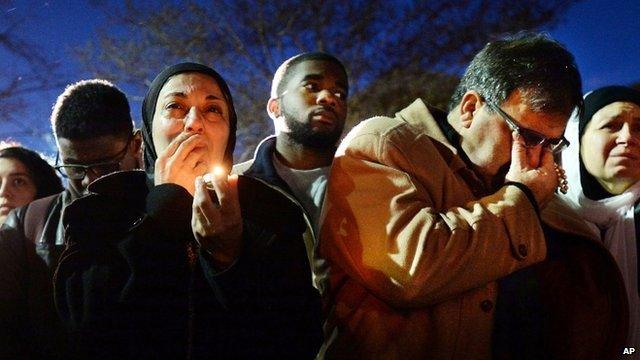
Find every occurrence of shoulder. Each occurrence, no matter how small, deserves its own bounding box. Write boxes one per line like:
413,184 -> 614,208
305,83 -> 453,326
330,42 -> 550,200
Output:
541,196 -> 600,242
231,135 -> 277,175
232,159 -> 254,175
29,193 -> 63,209
0,192 -> 63,240
338,99 -> 447,164
64,171 -> 151,240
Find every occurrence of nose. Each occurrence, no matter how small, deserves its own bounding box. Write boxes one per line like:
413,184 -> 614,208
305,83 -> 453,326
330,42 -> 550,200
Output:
617,123 -> 638,146
317,89 -> 338,109
0,180 -> 11,199
184,106 -> 204,134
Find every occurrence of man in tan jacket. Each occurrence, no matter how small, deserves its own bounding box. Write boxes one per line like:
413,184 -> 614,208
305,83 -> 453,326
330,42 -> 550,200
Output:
319,33 -> 628,359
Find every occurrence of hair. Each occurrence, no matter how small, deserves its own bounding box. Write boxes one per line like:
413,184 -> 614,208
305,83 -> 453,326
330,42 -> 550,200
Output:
0,145 -> 63,198
51,79 -> 133,142
271,52 -> 348,99
448,32 -> 583,118
579,85 -> 640,136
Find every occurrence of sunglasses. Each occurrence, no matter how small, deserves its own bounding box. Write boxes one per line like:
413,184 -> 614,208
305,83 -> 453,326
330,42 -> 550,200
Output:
488,102 -> 569,154
54,135 -> 132,180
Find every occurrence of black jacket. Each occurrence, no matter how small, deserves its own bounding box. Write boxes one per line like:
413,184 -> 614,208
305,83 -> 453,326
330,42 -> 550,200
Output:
234,136 -> 332,294
0,192 -> 69,359
54,170 -> 323,359
234,136 -> 293,194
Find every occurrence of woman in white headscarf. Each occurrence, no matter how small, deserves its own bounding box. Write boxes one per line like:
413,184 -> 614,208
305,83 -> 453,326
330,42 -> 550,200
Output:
562,85 -> 640,347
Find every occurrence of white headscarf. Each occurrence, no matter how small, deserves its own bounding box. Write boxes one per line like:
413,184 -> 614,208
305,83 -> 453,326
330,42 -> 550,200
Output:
561,110 -> 640,346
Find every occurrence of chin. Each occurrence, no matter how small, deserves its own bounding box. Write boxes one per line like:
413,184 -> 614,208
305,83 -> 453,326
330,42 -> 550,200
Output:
606,168 -> 640,187
611,164 -> 640,177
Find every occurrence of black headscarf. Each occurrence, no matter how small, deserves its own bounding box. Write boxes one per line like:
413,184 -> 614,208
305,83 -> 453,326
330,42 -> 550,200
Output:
579,85 -> 640,200
141,62 -> 237,176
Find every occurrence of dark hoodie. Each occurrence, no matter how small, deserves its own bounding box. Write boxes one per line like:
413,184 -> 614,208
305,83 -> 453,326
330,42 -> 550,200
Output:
55,63 -> 322,359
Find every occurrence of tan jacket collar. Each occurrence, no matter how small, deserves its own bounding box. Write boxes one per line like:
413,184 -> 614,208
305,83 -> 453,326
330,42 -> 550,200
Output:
395,98 -> 471,178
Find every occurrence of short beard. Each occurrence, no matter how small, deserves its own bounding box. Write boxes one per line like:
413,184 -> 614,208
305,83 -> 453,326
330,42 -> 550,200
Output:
282,107 -> 342,150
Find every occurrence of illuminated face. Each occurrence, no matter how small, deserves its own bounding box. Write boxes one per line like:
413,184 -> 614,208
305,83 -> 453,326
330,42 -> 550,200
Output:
581,101 -> 640,194
277,60 -> 348,149
152,72 -> 230,172
0,158 -> 37,225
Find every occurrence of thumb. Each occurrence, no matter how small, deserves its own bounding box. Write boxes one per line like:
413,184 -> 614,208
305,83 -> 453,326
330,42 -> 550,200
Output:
510,131 -> 526,169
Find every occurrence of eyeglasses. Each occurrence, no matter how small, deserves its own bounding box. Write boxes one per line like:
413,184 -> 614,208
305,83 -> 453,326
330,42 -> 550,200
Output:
55,137 -> 131,180
487,102 -> 570,154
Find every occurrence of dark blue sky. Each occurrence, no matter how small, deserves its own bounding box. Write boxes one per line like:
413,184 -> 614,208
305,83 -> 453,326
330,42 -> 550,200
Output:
1,0 -> 639,156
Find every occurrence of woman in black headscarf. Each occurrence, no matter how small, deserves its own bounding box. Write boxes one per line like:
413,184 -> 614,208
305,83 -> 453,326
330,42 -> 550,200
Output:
55,63 -> 322,359
561,85 -> 640,349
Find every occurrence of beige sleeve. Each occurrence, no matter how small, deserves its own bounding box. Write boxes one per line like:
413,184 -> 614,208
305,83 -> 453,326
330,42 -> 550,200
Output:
320,131 -> 547,308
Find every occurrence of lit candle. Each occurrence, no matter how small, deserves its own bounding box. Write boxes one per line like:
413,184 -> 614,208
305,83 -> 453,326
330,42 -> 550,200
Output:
202,166 -> 226,206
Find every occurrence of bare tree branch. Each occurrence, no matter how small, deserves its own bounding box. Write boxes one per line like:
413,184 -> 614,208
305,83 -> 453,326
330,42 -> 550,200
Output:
76,0 -> 577,161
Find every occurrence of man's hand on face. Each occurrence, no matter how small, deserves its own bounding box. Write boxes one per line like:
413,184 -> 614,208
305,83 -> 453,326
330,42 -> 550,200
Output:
154,132 -> 210,195
505,132 -> 558,207
192,173 -> 243,269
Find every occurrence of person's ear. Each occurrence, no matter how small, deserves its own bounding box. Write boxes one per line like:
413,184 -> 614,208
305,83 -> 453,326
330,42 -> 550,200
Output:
130,130 -> 144,168
459,91 -> 483,129
267,98 -> 281,119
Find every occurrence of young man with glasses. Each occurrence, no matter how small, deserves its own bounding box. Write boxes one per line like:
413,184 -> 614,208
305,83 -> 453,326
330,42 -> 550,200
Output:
318,33 -> 627,359
54,131 -> 137,194
0,79 -> 141,358
52,81 -> 141,198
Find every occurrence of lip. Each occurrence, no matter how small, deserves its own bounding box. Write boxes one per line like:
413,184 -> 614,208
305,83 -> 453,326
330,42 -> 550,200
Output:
0,205 -> 13,216
610,152 -> 638,160
311,109 -> 337,125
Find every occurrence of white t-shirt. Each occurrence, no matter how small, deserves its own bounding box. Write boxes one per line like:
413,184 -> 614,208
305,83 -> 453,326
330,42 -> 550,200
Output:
272,154 -> 330,236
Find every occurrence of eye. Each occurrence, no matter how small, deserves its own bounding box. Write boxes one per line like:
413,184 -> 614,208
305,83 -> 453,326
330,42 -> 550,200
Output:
600,122 -> 621,131
166,102 -> 183,110
12,177 -> 28,187
303,82 -> 320,92
206,105 -> 223,114
334,90 -> 347,99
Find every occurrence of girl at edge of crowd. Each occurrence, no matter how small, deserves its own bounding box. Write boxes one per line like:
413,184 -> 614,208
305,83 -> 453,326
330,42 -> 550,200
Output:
0,144 -> 63,227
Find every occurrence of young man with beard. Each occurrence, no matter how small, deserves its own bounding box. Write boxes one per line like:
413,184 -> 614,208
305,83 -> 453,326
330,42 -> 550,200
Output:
0,79 -> 141,358
234,52 -> 348,290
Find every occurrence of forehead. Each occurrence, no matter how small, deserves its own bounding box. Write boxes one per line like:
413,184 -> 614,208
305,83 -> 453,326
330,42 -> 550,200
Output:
58,135 -> 128,163
286,60 -> 347,86
158,72 -> 224,100
592,101 -> 640,119
504,91 -> 568,135
0,158 -> 29,175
